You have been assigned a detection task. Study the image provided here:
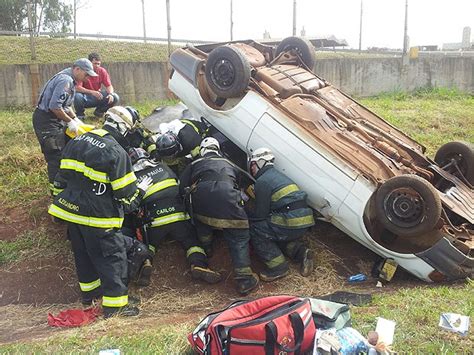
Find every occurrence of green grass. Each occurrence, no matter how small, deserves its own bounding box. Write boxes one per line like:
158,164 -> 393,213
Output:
360,88 -> 474,156
0,36 -> 171,64
0,321 -> 194,354
352,281 -> 474,352
1,282 -> 472,353
0,227 -> 67,265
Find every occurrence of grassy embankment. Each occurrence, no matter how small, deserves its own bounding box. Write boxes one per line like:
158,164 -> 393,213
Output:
0,89 -> 473,352
0,36 -> 170,64
0,35 -> 394,65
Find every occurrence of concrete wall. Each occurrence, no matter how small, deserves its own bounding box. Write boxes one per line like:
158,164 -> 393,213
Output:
0,56 -> 472,107
314,56 -> 474,97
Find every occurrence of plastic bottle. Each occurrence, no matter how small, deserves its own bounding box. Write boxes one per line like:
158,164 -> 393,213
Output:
348,273 -> 367,282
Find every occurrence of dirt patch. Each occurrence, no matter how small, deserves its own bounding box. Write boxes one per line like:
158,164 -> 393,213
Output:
0,197 -> 57,241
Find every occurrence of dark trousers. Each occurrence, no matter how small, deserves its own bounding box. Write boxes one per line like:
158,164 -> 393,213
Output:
250,220 -> 307,269
147,220 -> 207,267
68,223 -> 129,311
195,220 -> 252,276
74,91 -> 119,116
32,109 -> 66,192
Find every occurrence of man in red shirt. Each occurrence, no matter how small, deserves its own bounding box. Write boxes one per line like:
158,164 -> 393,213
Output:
74,52 -> 120,119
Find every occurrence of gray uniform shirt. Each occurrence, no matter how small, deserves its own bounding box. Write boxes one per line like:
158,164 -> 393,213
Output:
37,68 -> 75,113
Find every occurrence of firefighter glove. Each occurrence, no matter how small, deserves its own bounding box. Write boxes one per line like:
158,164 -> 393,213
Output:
67,119 -> 80,133
137,175 -> 153,192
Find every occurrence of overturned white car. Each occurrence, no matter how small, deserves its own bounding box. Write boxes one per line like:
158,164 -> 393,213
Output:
167,37 -> 473,282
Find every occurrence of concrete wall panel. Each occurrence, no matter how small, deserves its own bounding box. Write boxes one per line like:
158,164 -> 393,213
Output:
0,57 -> 472,107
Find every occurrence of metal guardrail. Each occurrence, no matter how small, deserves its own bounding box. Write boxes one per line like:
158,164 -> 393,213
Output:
0,30 -> 214,45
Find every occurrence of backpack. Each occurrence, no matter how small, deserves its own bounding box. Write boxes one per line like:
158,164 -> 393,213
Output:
188,295 -> 316,355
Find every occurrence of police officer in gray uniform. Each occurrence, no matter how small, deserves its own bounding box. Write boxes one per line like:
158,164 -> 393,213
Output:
33,58 -> 98,195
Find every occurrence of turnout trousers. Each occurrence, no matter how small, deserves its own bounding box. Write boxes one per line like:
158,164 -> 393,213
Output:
195,220 -> 253,277
67,223 -> 129,312
250,220 -> 308,269
32,108 -> 67,194
147,220 -> 208,268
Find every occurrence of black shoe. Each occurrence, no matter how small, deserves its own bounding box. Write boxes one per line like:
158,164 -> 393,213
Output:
136,259 -> 153,287
260,262 -> 290,282
103,305 -> 140,319
235,273 -> 259,295
190,265 -> 222,284
82,297 -> 101,307
300,249 -> 315,277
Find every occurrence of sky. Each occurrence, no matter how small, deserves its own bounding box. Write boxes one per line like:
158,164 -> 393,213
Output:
75,0 -> 474,49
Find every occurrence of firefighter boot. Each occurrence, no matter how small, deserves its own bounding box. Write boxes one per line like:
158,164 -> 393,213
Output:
260,261 -> 290,282
103,305 -> 140,319
127,240 -> 153,282
190,265 -> 222,284
136,259 -> 153,287
235,273 -> 259,295
300,249 -> 315,277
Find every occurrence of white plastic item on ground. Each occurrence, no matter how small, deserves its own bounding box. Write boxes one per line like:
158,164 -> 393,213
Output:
98,349 -> 120,355
439,313 -> 470,336
375,317 -> 396,345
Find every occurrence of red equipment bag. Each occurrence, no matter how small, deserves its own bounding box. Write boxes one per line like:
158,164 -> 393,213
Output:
188,295 -> 316,354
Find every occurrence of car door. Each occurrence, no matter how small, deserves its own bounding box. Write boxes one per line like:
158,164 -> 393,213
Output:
247,110 -> 356,220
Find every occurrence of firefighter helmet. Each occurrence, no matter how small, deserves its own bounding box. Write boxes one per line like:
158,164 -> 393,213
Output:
249,147 -> 275,176
156,132 -> 182,157
200,137 -> 220,156
125,106 -> 141,125
103,106 -> 135,136
128,147 -> 149,165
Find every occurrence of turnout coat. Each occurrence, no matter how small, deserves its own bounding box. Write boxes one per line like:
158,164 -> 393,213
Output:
179,152 -> 249,229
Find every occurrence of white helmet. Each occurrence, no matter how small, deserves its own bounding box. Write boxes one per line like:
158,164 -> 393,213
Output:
200,137 -> 220,156
103,106 -> 135,136
249,147 -> 275,176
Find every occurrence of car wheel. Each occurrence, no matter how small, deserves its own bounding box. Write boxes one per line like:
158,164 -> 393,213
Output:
434,141 -> 474,185
375,175 -> 442,237
275,36 -> 316,69
205,45 -> 251,98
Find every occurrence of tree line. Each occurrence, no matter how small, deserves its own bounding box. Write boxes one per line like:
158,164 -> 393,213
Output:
0,0 -> 74,34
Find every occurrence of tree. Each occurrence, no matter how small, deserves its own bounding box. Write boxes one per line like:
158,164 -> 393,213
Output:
41,0 -> 72,33
0,0 -> 72,34
0,0 -> 27,31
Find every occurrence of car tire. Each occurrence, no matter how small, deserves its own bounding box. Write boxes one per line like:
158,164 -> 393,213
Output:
375,175 -> 442,237
434,141 -> 474,185
205,45 -> 251,98
275,36 -> 316,69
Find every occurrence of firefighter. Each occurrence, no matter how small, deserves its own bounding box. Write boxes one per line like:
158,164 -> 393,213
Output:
180,138 -> 259,295
33,58 -> 98,196
155,118 -> 208,175
248,148 -> 315,281
126,147 -> 221,286
48,106 -> 153,318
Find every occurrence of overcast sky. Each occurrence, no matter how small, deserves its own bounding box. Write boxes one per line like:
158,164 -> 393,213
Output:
75,0 -> 474,49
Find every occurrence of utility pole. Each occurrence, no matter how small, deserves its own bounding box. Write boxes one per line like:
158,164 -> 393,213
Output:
166,0 -> 171,58
26,0 -> 36,60
358,0 -> 363,53
403,0 -> 408,54
230,0 -> 233,41
73,0 -> 77,39
141,0 -> 147,43
292,0 -> 296,36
